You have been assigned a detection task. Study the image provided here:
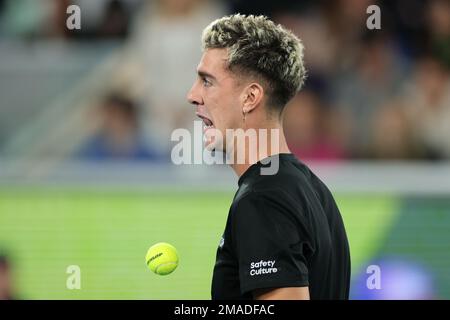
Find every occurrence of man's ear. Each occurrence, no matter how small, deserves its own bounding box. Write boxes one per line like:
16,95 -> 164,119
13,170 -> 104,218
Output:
241,83 -> 264,114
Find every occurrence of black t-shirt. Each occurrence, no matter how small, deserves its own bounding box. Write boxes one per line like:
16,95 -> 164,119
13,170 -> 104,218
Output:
211,153 -> 351,300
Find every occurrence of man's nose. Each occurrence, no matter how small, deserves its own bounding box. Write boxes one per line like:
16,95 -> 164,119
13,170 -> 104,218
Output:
187,83 -> 202,106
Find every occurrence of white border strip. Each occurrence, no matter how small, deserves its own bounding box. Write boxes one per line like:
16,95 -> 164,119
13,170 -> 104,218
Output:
1,160 -> 450,195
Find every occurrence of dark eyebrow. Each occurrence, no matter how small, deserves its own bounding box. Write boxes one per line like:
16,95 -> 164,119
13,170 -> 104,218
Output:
197,70 -> 216,81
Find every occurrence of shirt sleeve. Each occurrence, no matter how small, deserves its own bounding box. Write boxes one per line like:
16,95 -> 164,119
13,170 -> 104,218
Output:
231,190 -> 312,296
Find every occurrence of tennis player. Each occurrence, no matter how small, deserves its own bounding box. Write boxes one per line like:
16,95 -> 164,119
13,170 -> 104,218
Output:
187,14 -> 350,300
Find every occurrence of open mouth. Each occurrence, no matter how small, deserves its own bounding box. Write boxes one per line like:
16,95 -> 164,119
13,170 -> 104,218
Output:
196,112 -> 214,129
196,112 -> 217,149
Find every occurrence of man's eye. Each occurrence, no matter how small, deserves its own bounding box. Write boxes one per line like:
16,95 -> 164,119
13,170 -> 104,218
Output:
202,78 -> 212,87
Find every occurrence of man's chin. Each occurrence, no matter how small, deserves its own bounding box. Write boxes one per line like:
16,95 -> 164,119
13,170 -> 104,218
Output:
205,140 -> 221,152
205,143 -> 216,152
204,128 -> 224,152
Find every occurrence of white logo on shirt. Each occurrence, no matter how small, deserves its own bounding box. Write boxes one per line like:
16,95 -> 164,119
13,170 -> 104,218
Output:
219,236 -> 225,249
250,260 -> 278,276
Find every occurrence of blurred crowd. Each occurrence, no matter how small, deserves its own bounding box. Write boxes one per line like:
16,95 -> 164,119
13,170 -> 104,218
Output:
0,253 -> 14,300
0,0 -> 449,161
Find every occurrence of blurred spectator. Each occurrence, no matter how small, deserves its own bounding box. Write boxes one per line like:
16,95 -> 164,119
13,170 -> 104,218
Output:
369,100 -> 422,159
283,90 -> 348,161
427,0 -> 450,40
426,0 -> 450,69
331,32 -> 407,158
78,94 -> 165,161
0,0 -> 56,38
98,0 -> 132,38
379,0 -> 428,58
111,0 -> 227,152
0,254 -> 15,300
400,56 -> 450,159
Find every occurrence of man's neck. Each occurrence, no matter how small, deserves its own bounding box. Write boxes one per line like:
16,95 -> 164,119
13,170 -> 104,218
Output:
230,123 -> 291,178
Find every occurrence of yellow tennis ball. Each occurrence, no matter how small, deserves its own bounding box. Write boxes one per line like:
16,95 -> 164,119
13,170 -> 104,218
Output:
145,242 -> 179,275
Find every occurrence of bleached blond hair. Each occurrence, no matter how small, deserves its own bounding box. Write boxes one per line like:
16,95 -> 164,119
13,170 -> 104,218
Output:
202,14 -> 307,110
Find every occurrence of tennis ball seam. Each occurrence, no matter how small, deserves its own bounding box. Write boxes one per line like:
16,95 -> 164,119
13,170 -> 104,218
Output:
155,262 -> 178,275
